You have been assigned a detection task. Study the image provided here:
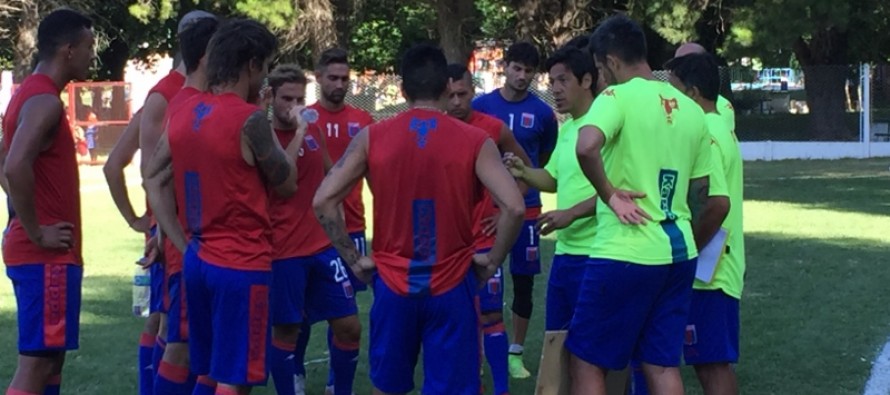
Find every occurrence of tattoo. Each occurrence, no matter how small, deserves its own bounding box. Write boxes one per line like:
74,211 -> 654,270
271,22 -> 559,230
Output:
243,110 -> 291,187
688,177 -> 710,224
333,128 -> 364,170
318,211 -> 360,267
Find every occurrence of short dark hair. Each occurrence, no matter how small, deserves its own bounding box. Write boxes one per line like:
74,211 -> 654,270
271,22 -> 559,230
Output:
563,34 -> 590,51
180,17 -> 219,74
446,63 -> 470,82
545,47 -> 596,92
588,14 -> 647,64
268,64 -> 308,94
504,41 -> 540,69
664,53 -> 720,102
205,18 -> 278,88
37,8 -> 92,61
399,44 -> 448,102
316,47 -> 349,71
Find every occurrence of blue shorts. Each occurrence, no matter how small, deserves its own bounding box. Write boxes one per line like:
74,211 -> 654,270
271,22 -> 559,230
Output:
545,254 -> 587,331
509,219 -> 541,275
166,271 -> 189,343
184,245 -> 270,386
476,248 -> 504,314
149,261 -> 166,314
369,273 -> 481,395
566,258 -> 696,370
270,247 -> 358,326
346,232 -> 369,292
6,264 -> 82,352
684,289 -> 740,365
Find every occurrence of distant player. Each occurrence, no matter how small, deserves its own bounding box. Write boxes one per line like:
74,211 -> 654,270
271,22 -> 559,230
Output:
1,8 -> 94,395
144,19 -> 297,395
313,44 -> 525,395
264,64 -> 363,395
473,41 -> 559,378
665,52 -> 744,395
296,48 -> 375,395
568,15 -> 724,395
446,62 -> 532,395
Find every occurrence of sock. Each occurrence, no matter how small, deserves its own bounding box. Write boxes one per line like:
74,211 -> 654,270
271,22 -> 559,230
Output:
155,361 -> 195,395
630,360 -> 650,395
42,375 -> 61,395
326,327 -> 335,388
330,336 -> 359,395
139,333 -> 156,395
192,376 -> 216,395
213,386 -> 239,395
152,337 -> 167,385
483,321 -> 509,395
269,339 -> 298,395
293,322 -> 311,377
508,344 -> 524,355
6,389 -> 39,395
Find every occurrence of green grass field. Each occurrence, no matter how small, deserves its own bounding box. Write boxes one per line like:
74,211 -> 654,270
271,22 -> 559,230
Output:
1,158 -> 889,394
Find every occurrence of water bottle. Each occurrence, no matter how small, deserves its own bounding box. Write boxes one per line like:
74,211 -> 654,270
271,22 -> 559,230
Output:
132,259 -> 151,318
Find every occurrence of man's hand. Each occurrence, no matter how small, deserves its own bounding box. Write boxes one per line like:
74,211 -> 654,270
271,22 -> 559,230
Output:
142,234 -> 162,267
502,152 -> 526,179
350,256 -> 377,284
607,189 -> 651,225
472,253 -> 500,286
481,212 -> 499,236
536,209 -> 576,236
34,222 -> 75,250
130,215 -> 152,234
288,105 -> 309,134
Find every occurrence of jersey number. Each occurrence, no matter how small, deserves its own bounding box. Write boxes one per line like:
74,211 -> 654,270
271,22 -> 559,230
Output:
326,123 -> 339,138
528,225 -> 535,245
330,258 -> 348,283
508,113 -> 515,130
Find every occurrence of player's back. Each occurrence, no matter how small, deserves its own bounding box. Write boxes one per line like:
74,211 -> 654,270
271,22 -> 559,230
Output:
590,78 -> 710,265
368,108 -> 489,297
468,111 -> 503,251
167,92 -> 272,271
2,73 -> 81,265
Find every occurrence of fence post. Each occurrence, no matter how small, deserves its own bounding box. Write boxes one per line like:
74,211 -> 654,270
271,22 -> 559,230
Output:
861,63 -> 872,157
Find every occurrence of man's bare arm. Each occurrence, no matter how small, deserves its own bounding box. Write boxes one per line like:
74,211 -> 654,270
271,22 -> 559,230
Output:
498,125 -> 532,195
144,134 -> 187,252
476,139 -> 525,263
241,110 -> 297,198
104,110 -> 146,230
314,129 -> 369,270
0,144 -> 9,194
689,176 -> 729,249
139,93 -> 168,178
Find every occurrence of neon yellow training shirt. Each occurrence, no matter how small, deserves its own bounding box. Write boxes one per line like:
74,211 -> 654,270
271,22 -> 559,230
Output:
586,77 -> 713,265
695,112 -> 745,299
544,103 -> 597,256
717,95 -> 735,133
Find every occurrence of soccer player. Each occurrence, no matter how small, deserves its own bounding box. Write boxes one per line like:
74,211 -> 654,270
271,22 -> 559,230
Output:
446,62 -> 532,395
264,64 -> 363,395
472,41 -> 559,378
144,18 -> 297,395
313,44 -> 525,395
567,15 -> 723,395
674,43 -> 735,131
665,52 -> 744,395
296,48 -> 374,395
1,8 -> 94,395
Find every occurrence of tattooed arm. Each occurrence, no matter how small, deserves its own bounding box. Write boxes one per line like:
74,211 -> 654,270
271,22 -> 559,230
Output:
689,176 -> 729,249
241,110 -> 298,198
313,128 -> 372,281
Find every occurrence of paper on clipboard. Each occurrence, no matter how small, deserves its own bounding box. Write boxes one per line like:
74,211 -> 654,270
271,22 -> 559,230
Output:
695,227 -> 728,283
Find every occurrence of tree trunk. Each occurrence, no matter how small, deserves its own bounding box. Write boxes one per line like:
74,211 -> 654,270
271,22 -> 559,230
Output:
12,1 -> 39,83
802,65 -> 851,140
331,0 -> 353,49
97,39 -> 129,81
434,0 -> 476,64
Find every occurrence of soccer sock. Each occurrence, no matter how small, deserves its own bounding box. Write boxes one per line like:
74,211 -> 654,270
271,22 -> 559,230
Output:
212,386 -> 239,395
139,333 -> 155,395
6,389 -> 39,395
155,361 -> 195,395
152,337 -> 167,385
42,375 -> 61,395
630,360 -> 649,395
269,338 -> 298,395
330,336 -> 359,395
326,327 -> 335,387
483,321 -> 509,395
192,376 -> 216,395
293,322 -> 311,378
508,344 -> 524,355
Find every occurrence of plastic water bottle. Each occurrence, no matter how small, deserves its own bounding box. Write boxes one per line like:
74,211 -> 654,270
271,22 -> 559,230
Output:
132,259 -> 151,318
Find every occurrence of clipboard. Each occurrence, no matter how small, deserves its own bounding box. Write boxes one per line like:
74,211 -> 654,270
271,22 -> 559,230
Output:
695,227 -> 729,283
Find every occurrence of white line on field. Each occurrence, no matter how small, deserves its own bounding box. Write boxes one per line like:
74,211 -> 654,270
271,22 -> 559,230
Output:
863,338 -> 890,395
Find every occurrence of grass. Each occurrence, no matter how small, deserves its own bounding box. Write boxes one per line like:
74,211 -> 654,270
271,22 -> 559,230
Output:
1,159 -> 890,394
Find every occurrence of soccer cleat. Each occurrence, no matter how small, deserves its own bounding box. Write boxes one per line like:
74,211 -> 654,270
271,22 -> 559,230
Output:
508,354 -> 531,379
323,386 -> 355,395
294,374 -> 306,395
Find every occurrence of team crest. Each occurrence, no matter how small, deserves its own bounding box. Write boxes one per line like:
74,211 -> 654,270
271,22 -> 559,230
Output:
348,122 -> 361,137
487,276 -> 501,294
342,281 -> 355,298
526,246 -> 539,262
305,135 -> 320,151
659,95 -> 679,124
521,112 -> 535,128
685,324 -> 697,345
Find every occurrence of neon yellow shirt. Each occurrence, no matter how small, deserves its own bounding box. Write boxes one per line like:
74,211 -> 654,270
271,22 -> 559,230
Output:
695,113 -> 745,299
717,95 -> 735,133
587,78 -> 712,265
544,103 -> 597,256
